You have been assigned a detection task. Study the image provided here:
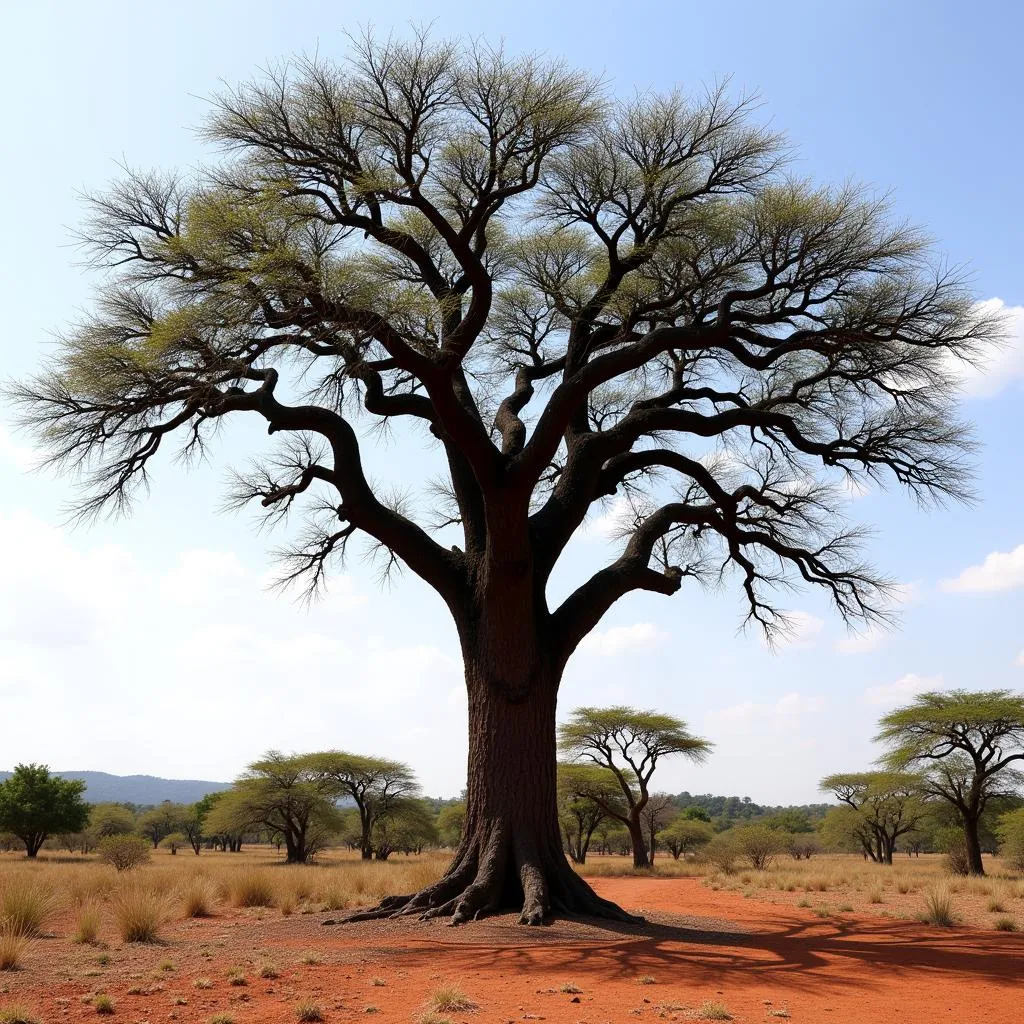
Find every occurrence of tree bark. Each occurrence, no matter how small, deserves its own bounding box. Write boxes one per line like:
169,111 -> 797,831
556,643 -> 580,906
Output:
963,813 -> 985,876
628,817 -> 651,869
344,650 -> 638,926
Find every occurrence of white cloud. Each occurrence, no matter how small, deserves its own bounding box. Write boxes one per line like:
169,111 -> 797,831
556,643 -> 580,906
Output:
0,426 -> 35,471
768,610 -> 825,651
706,690 -> 827,735
940,544 -> 1024,594
945,299 -> 1024,399
1015,650 -> 1024,668
581,495 -> 635,541
579,622 -> 668,656
863,672 -> 942,706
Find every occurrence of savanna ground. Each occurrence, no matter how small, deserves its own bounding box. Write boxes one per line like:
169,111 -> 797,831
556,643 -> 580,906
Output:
2,848 -> 1022,1024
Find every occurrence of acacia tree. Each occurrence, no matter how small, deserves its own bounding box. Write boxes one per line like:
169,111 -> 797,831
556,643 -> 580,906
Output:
876,690 -> 1024,875
819,771 -> 926,864
657,816 -> 712,860
640,792 -> 677,863
559,706 -> 711,868
8,33 -> 999,923
307,752 -> 419,859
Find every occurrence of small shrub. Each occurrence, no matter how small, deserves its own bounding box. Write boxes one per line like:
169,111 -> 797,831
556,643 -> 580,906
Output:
0,885 -> 58,937
296,1002 -> 324,1022
194,978 -> 213,990
702,836 -> 738,874
259,962 -> 280,979
229,870 -> 275,909
93,994 -> 115,1015
559,982 -> 582,994
796,898 -> 811,908
838,904 -> 854,913
114,887 -> 168,943
637,975 -> 656,985
159,959 -> 175,972
300,952 -> 321,966
922,885 -> 957,927
987,894 -> 1006,913
417,1016 -> 453,1024
74,904 -> 102,944
227,969 -> 247,987
697,1001 -> 732,1021
867,884 -> 884,904
427,986 -> 476,1013
370,978 -> 385,987
994,916 -> 1018,932
98,836 -> 151,872
894,875 -> 913,894
814,905 -> 831,918
208,1015 -> 234,1024
733,824 -> 782,871
0,931 -> 31,971
996,808 -> 1024,872
0,1006 -> 40,1024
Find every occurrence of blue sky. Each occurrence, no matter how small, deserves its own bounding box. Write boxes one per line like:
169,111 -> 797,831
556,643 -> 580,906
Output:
0,1 -> 1022,803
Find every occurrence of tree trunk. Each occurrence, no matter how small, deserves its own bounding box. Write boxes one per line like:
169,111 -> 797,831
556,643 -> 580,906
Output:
963,813 -> 985,876
627,817 -> 650,869
343,656 -> 637,926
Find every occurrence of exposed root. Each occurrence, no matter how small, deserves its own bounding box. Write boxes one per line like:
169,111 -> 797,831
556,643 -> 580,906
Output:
336,823 -> 642,927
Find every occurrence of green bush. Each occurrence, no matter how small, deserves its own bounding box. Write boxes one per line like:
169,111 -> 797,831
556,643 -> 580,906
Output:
98,835 -> 151,872
733,824 -> 783,871
702,835 -> 739,874
996,809 -> 1024,873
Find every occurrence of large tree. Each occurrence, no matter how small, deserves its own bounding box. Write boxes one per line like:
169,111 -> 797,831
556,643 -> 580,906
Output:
559,706 -> 711,867
9,33 -> 998,923
557,763 -> 621,864
819,771 -> 926,864
876,689 -> 1024,874
0,764 -> 89,858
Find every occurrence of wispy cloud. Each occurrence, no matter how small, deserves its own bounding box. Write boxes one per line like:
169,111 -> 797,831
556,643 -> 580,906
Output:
944,299 -> 1024,399
863,672 -> 942,706
940,544 -> 1024,594
579,622 -> 668,656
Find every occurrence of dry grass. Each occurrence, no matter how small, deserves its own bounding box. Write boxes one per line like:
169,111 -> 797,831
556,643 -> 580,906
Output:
0,931 -> 31,971
295,1002 -> 325,1022
427,985 -> 477,1013
697,1001 -> 733,1021
0,884 -> 59,937
113,884 -> 170,942
73,903 -> 102,944
179,877 -> 218,918
0,1006 -> 40,1024
922,884 -> 958,927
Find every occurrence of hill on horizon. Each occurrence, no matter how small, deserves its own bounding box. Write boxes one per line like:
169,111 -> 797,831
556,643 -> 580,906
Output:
0,769 -> 231,806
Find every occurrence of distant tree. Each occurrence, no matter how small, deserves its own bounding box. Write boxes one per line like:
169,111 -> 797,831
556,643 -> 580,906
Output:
308,753 -> 419,860
372,798 -> 438,859
876,689 -> 1024,875
657,816 -> 713,860
763,808 -> 813,834
11,31 -> 998,922
177,803 -> 208,855
559,707 -> 711,868
202,790 -> 249,852
996,808 -> 1024,872
820,771 -> 926,864
228,752 -> 342,863
0,764 -> 89,857
136,802 -> 187,848
89,803 -> 137,839
557,764 -> 621,864
784,833 -> 820,860
640,793 -> 676,863
681,806 -> 712,823
159,831 -> 187,854
436,802 -> 467,848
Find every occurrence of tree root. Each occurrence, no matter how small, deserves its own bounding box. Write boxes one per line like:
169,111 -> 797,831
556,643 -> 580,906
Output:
333,824 -> 643,927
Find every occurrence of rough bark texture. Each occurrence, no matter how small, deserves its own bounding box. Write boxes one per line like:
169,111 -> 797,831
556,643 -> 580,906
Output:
963,813 -> 985,876
344,646 -> 638,925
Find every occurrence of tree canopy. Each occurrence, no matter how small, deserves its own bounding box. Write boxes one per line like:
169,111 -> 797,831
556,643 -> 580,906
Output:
7,30 -> 999,924
0,764 -> 90,857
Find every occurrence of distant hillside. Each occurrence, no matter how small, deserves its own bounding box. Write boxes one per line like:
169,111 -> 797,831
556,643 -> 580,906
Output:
0,770 -> 231,807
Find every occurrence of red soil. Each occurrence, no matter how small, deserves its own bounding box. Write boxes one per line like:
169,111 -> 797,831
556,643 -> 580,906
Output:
4,876 -> 1021,1023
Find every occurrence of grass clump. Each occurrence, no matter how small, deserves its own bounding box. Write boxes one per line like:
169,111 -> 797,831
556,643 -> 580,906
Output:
296,1002 -> 325,1022
697,1001 -> 733,1021
179,878 -> 218,919
93,993 -> 115,1015
208,1015 -> 234,1024
227,968 -> 247,987
300,952 -> 321,966
427,986 -> 476,1013
73,904 -> 102,944
193,978 -> 213,990
994,916 -> 1018,932
418,1016 -> 453,1024
0,931 -> 30,972
987,895 -> 1006,913
867,884 -> 884,904
0,1006 -> 40,1024
259,962 -> 280,979
229,870 -> 275,908
921,884 -> 957,927
0,885 -> 58,938
637,974 -> 656,985
559,982 -> 582,994
113,886 -> 168,943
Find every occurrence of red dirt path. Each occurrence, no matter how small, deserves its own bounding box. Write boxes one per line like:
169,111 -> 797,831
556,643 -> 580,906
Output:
4,876 -> 1022,1023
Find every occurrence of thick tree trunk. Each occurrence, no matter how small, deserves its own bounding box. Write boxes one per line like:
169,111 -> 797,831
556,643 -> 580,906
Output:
344,656 -> 638,926
963,813 -> 985,876
627,817 -> 650,869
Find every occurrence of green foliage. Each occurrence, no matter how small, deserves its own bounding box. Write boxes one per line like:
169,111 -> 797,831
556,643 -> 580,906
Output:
88,803 -> 137,839
656,817 -> 713,859
996,808 -> 1024,871
731,823 -> 784,870
0,764 -> 89,857
98,834 -> 151,872
702,834 -> 739,874
371,798 -> 438,859
136,803 -> 188,848
158,832 -> 187,854
435,802 -> 466,848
